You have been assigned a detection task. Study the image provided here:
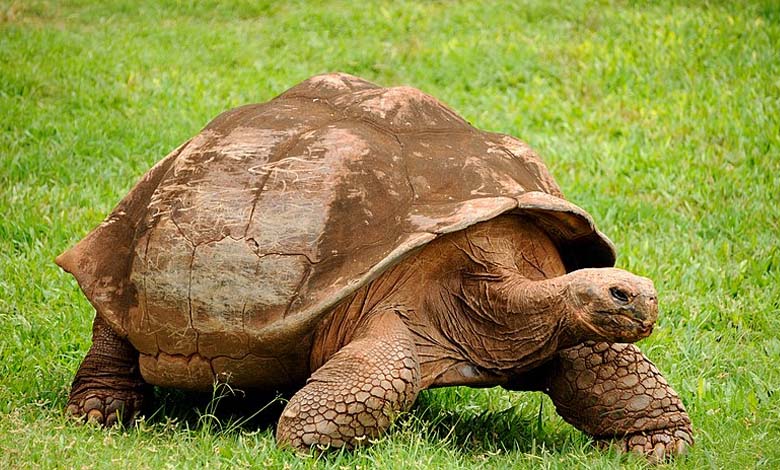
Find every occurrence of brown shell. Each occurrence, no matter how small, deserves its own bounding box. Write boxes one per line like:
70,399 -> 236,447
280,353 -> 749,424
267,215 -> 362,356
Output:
57,73 -> 615,388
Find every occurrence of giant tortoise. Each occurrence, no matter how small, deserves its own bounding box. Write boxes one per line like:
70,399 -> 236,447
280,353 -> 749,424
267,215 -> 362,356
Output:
58,73 -> 692,459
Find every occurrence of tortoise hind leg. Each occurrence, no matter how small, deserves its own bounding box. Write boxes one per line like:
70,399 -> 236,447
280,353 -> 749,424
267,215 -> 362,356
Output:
507,342 -> 693,461
67,315 -> 150,426
276,309 -> 420,449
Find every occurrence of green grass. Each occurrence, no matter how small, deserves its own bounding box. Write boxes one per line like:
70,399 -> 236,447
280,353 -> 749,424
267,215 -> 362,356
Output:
1,0 -> 779,468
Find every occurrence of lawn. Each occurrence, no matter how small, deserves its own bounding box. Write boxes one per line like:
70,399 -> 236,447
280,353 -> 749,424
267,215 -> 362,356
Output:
1,0 -> 779,468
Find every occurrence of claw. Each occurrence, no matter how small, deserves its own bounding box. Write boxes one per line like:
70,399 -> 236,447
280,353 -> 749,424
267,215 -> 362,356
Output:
105,413 -> 118,427
674,438 -> 688,456
86,408 -> 104,425
650,442 -> 665,463
66,403 -> 80,417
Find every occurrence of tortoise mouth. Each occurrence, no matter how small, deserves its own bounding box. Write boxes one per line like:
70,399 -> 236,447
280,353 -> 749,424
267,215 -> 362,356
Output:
636,322 -> 654,338
590,311 -> 655,342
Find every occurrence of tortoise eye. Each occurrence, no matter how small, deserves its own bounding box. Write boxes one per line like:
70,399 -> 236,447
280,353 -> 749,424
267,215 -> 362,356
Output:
610,287 -> 630,303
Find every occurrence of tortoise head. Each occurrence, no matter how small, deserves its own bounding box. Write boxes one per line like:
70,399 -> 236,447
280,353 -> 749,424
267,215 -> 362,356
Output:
566,268 -> 658,343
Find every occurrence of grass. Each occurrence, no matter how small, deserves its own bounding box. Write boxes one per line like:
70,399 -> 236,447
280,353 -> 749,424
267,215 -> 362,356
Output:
1,0 -> 778,468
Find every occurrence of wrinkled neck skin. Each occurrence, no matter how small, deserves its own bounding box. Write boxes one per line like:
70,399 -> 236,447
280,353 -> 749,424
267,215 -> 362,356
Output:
311,215 -> 588,389
412,264 -> 587,388
463,270 -> 591,354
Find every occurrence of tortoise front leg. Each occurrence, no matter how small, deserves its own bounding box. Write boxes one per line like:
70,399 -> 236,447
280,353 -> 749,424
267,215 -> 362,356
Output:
508,342 -> 693,461
67,315 -> 149,426
276,309 -> 420,450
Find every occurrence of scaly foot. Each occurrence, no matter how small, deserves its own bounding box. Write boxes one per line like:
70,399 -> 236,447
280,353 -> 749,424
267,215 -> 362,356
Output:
67,386 -> 147,426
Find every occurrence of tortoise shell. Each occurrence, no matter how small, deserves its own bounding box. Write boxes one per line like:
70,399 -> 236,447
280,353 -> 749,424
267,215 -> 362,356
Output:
57,73 -> 615,390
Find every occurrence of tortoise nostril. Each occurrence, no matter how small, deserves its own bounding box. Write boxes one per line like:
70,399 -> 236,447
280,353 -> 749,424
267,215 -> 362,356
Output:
648,298 -> 659,311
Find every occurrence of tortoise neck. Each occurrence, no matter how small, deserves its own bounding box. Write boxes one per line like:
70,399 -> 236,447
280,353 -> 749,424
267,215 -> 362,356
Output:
502,274 -> 587,349
327,267 -> 589,386
439,271 -> 583,371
